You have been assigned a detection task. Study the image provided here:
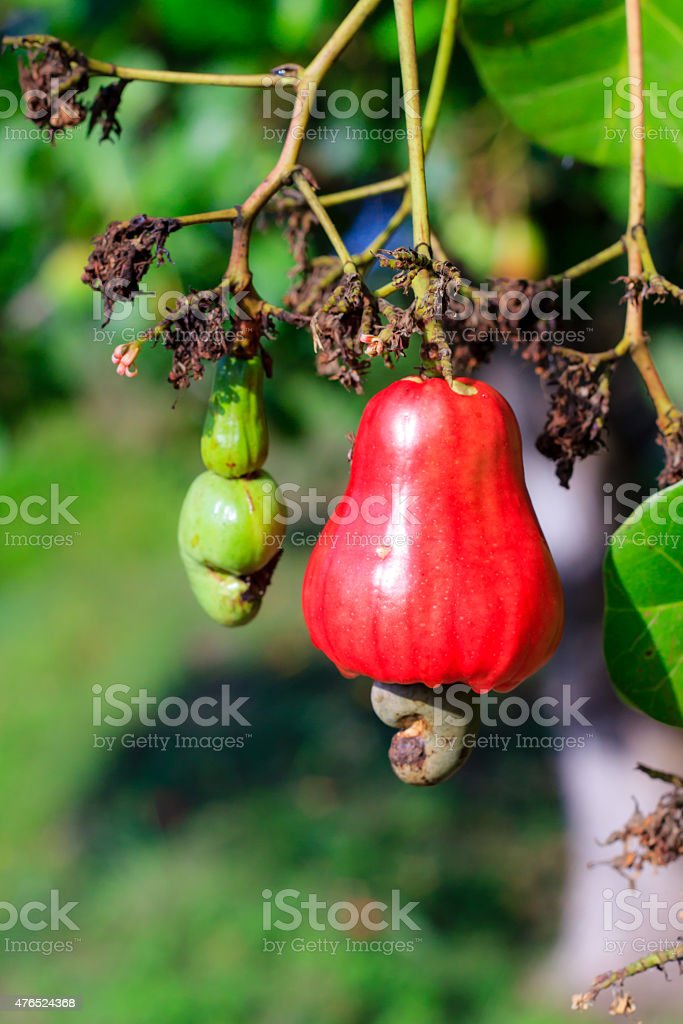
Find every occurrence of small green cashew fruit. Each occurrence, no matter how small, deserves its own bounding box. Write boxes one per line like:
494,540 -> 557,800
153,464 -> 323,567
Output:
180,551 -> 261,627
178,470 -> 286,576
201,355 -> 268,478
370,682 -> 480,786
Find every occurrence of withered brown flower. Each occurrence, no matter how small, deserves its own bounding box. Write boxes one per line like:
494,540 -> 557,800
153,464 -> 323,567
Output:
656,423 -> 683,489
536,353 -> 615,487
157,289 -> 233,389
15,39 -> 89,140
82,215 -> 179,324
87,80 -> 128,142
310,275 -> 377,393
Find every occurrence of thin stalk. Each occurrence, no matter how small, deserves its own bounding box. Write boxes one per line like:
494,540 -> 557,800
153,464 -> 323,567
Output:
546,239 -> 625,285
176,208 -> 238,226
422,0 -> 460,151
393,0 -> 430,253
87,60 -> 297,88
293,171 -> 356,273
622,0 -> 681,433
2,36 -> 299,88
319,174 -> 408,208
231,0 -> 382,227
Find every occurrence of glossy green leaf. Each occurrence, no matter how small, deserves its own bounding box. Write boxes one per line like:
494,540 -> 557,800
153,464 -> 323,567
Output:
603,481 -> 683,727
462,0 -> 683,187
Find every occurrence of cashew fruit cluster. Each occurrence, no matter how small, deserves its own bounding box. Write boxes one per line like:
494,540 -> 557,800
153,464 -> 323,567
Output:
179,354 -> 285,626
302,376 -> 564,692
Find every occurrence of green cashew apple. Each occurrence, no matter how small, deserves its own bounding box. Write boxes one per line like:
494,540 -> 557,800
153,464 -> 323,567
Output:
180,551 -> 261,627
178,470 -> 286,577
201,355 -> 268,478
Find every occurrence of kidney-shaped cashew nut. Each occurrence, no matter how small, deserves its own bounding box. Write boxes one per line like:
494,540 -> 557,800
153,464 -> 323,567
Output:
370,682 -> 480,786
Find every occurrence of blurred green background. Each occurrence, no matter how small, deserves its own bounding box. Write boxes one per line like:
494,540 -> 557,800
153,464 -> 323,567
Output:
0,0 -> 682,1021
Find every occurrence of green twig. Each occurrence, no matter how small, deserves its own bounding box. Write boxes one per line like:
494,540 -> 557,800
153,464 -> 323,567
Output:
621,0 -> 682,436
632,226 -> 683,302
292,170 -> 356,273
637,763 -> 683,788
2,35 -> 300,88
572,942 -> 683,1012
318,175 -> 408,208
422,0 -> 460,151
225,0 -> 383,286
87,60 -> 296,89
176,208 -> 238,226
545,239 -> 626,285
393,0 -> 430,254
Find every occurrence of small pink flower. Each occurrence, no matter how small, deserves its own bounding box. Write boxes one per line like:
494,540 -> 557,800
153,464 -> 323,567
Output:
360,333 -> 383,358
112,342 -> 140,378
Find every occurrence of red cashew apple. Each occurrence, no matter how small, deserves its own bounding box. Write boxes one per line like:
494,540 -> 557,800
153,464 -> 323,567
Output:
302,376 -> 564,693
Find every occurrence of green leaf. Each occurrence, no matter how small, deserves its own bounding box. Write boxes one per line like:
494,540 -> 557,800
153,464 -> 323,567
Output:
462,0 -> 683,187
603,481 -> 683,728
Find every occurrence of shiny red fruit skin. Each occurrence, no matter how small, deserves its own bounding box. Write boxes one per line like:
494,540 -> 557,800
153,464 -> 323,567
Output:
302,376 -> 564,693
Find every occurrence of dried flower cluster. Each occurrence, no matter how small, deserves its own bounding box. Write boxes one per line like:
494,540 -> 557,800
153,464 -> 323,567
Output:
274,189 -> 319,279
536,354 -> 614,487
158,295 -> 275,389
87,79 -> 128,142
82,216 -> 179,324
155,289 -> 233,389
596,776 -> 683,881
6,37 -> 128,143
309,275 -> 377,393
656,424 -> 683,489
284,258 -> 338,316
14,38 -> 89,139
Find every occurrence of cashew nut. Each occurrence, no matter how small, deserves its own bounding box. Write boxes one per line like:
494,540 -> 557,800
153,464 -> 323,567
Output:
370,682 -> 480,786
